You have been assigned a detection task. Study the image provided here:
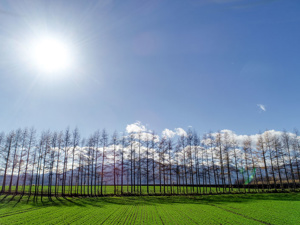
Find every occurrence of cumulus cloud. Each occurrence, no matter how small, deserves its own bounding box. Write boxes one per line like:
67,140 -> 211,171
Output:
127,121 -> 190,139
162,129 -> 176,138
126,121 -> 146,133
257,104 -> 266,112
206,129 -> 296,149
175,128 -> 187,137
126,122 -> 297,151
161,127 -> 188,138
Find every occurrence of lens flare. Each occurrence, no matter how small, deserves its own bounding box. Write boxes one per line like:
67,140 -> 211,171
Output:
240,167 -> 256,185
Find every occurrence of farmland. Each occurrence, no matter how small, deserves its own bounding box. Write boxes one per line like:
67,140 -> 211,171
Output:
0,193 -> 299,224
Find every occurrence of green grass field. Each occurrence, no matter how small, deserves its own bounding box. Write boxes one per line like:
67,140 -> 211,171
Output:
0,193 -> 299,224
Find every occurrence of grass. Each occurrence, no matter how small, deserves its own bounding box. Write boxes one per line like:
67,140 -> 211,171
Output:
0,193 -> 299,224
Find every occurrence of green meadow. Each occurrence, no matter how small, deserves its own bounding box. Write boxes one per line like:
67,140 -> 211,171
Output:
0,193 -> 299,224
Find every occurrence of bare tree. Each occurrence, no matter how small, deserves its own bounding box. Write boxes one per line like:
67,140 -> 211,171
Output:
1,131 -> 14,193
93,131 -> 100,196
151,131 -> 157,194
292,129 -> 300,182
247,136 -> 259,192
223,131 -> 232,192
193,131 -> 200,194
120,134 -> 126,194
180,134 -> 188,194
282,131 -> 296,189
232,136 -> 241,192
273,135 -> 284,190
48,132 -> 57,197
112,131 -> 118,195
257,134 -> 270,191
15,129 -> 28,194
167,138 -> 173,194
9,129 -> 22,193
70,128 -> 80,195
243,137 -> 252,192
62,128 -> 71,196
145,133 -> 150,194
186,130 -> 194,193
54,131 -> 63,196
137,131 -> 142,194
41,131 -> 51,200
215,132 -> 225,193
100,129 -> 108,195
264,131 -> 277,190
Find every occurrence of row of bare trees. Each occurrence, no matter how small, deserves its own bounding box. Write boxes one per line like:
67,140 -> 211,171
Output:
0,127 -> 299,196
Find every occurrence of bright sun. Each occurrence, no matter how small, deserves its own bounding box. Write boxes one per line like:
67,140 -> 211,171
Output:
31,37 -> 71,73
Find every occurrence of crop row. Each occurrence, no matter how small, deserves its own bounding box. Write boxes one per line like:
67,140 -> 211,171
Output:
0,194 -> 299,224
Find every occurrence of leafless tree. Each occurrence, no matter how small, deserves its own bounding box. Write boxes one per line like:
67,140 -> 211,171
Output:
257,134 -> 270,190
282,131 -> 296,189
1,131 -> 14,193
100,129 -> 108,195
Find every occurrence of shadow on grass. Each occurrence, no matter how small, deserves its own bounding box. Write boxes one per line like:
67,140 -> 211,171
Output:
71,192 -> 300,207
0,194 -> 9,203
0,192 -> 299,209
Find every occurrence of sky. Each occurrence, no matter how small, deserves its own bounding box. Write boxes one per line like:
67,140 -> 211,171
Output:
0,0 -> 299,137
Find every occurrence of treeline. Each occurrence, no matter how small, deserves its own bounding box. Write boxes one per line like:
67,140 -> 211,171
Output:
0,127 -> 299,197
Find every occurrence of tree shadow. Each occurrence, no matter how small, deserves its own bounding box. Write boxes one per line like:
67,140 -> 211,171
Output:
0,195 -> 23,209
0,194 -> 9,203
61,196 -> 89,207
93,192 -> 300,206
0,192 -> 299,209
13,194 -> 24,207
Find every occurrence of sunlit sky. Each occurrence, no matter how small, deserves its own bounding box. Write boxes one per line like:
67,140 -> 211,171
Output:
0,0 -> 299,136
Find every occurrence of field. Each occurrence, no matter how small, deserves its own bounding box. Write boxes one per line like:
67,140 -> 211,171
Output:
0,193 -> 299,224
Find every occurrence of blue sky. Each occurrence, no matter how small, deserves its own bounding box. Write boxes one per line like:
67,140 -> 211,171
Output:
0,0 -> 299,136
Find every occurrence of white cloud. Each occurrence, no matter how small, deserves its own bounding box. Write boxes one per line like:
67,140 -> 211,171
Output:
161,127 -> 188,138
126,121 -> 146,133
257,104 -> 266,112
123,122 -> 297,153
175,128 -> 187,137
125,122 -> 160,142
127,122 -> 188,139
162,129 -> 176,138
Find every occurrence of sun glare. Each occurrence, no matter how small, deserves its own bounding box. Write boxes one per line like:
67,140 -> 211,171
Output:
31,37 -> 71,73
